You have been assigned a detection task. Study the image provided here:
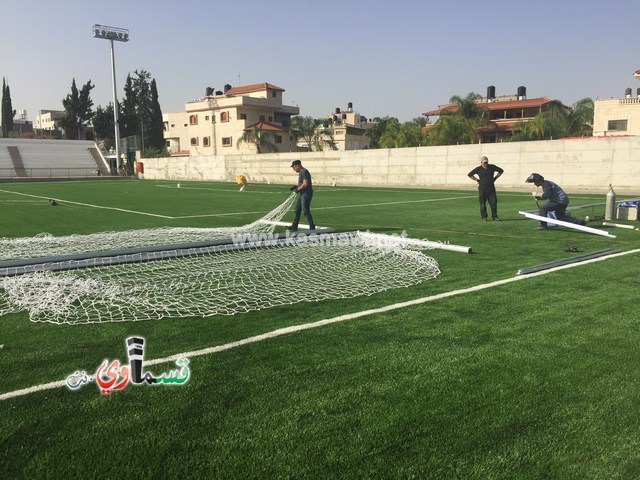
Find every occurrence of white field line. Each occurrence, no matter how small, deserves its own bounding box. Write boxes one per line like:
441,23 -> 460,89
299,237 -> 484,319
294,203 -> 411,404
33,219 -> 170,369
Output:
1,248 -> 638,402
313,195 -> 476,211
160,194 -> 479,219
156,185 -> 282,194
0,188 -> 475,221
0,189 -> 173,219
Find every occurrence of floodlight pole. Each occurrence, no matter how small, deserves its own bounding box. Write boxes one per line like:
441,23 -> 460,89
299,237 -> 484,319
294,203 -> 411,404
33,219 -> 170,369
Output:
93,24 -> 129,174
109,39 -> 122,173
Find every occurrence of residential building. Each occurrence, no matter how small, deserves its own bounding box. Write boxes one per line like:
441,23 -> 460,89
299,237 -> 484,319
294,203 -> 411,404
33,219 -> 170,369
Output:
592,70 -> 640,137
423,86 -> 558,143
35,110 -> 64,131
13,110 -> 33,134
324,103 -> 372,150
163,83 -> 299,155
163,112 -> 190,155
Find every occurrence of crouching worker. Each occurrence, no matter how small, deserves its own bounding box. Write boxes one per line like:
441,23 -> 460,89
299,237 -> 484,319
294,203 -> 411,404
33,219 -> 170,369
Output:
526,173 -> 585,230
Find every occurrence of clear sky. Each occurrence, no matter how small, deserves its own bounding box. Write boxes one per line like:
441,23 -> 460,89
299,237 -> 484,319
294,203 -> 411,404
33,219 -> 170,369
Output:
1,0 -> 639,123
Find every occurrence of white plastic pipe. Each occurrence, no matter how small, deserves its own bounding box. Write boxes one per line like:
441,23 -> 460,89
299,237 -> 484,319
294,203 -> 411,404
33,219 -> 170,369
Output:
357,231 -> 472,254
399,237 -> 472,254
602,222 -> 637,230
518,211 -> 616,238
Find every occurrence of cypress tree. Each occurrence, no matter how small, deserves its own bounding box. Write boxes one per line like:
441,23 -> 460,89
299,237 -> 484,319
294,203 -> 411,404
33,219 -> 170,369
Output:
61,79 -> 80,140
147,79 -> 165,151
1,78 -> 16,138
119,74 -> 138,138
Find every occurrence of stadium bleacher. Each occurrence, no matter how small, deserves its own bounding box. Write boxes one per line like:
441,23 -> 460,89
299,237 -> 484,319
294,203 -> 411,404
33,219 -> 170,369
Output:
0,139 -> 110,178
0,142 -> 15,178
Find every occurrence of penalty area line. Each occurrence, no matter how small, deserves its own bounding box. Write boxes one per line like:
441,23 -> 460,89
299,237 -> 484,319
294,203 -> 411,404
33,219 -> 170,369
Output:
1,248 -> 638,402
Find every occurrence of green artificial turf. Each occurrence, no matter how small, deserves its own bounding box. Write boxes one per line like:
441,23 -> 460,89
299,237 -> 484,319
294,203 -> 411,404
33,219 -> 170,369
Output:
1,179 -> 639,479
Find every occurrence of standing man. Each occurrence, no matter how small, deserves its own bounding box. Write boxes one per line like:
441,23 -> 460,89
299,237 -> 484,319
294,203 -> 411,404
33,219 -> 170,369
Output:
468,156 -> 504,221
525,173 -> 585,230
289,160 -> 316,231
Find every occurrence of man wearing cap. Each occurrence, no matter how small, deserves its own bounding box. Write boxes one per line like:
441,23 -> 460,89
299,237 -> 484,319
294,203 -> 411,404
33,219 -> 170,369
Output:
468,156 -> 504,221
288,160 -> 316,231
525,173 -> 585,230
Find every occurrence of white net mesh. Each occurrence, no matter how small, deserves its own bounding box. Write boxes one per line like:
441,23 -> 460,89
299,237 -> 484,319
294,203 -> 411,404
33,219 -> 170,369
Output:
0,193 -> 298,261
0,195 -> 441,325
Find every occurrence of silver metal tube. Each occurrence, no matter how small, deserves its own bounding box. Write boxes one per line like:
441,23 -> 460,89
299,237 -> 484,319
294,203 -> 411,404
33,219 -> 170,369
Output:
110,39 -> 122,174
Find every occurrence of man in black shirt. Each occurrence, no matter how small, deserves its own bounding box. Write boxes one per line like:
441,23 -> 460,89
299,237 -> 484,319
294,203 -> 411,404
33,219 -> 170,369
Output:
468,156 -> 504,221
288,160 -> 316,231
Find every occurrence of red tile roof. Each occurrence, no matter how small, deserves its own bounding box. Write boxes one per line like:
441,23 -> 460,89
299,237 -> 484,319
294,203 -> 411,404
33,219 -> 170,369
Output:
225,83 -> 285,95
423,97 -> 555,116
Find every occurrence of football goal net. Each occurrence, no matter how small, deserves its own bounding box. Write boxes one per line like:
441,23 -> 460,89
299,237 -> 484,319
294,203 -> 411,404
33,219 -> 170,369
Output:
0,194 -> 442,325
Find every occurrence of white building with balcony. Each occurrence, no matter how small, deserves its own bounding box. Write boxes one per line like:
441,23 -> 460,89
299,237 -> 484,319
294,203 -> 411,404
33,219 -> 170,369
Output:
163,83 -> 299,155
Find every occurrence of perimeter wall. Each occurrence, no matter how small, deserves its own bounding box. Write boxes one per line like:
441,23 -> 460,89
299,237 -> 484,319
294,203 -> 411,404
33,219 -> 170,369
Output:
140,136 -> 640,194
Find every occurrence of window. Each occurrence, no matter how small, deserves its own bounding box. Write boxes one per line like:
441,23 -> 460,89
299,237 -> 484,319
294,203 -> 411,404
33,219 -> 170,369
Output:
221,112 -> 229,122
222,137 -> 232,146
205,116 -> 209,121
165,140 -> 170,147
240,113 -> 247,120
190,137 -> 199,146
608,119 -> 628,131
189,115 -> 198,125
171,123 -> 175,128
271,91 -> 277,98
275,135 -> 282,144
203,136 -> 210,147
269,116 -> 273,122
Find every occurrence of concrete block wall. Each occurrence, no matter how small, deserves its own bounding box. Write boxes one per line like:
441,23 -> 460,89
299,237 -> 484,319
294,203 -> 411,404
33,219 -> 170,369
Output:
140,136 -> 640,194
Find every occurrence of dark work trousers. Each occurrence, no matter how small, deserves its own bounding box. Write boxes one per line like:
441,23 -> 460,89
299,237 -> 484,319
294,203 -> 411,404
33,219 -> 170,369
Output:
539,202 -> 580,226
292,190 -> 315,229
478,188 -> 498,219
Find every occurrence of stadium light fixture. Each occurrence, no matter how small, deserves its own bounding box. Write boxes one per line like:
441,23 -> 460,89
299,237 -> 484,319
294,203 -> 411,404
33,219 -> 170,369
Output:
93,24 -> 129,174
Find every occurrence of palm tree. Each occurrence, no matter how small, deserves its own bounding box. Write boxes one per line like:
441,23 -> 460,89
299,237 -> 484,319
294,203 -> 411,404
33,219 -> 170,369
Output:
290,116 -> 336,151
424,92 -> 496,145
290,116 -> 319,151
562,98 -> 594,137
449,92 -> 486,120
511,98 -> 594,141
236,125 -> 277,153
426,115 -> 479,146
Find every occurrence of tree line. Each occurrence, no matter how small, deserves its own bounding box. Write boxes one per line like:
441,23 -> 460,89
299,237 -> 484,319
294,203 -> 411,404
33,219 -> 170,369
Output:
0,71 -> 166,157
254,93 -> 594,153
365,93 -> 594,149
